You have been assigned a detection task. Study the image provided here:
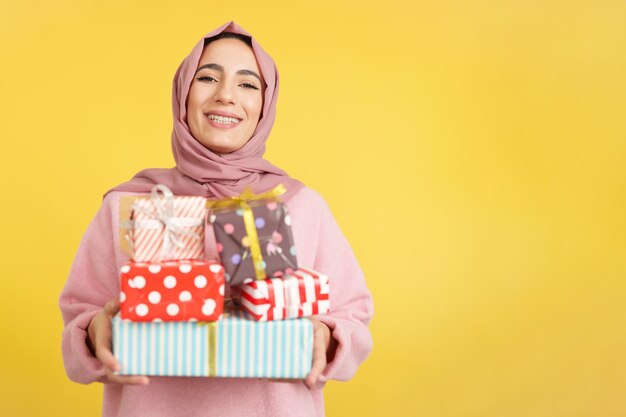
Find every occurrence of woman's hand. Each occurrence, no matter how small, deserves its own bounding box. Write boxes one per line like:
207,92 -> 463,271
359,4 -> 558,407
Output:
87,299 -> 149,385
304,317 -> 336,388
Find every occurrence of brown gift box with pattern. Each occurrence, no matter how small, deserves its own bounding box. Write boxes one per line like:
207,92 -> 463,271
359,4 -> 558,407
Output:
209,198 -> 298,286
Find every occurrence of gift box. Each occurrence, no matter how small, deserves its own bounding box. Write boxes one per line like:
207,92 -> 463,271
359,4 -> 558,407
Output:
120,184 -> 206,262
120,260 -> 225,322
232,268 -> 330,321
208,186 -> 298,286
112,310 -> 313,378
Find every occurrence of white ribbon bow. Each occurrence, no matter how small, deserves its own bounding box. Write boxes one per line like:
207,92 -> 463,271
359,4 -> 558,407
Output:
130,184 -> 203,258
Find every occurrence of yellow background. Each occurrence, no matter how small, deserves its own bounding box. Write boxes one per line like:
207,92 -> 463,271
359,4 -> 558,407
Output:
1,0 -> 625,415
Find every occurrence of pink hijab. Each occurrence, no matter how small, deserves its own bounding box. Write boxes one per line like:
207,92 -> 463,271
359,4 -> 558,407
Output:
108,21 -> 304,201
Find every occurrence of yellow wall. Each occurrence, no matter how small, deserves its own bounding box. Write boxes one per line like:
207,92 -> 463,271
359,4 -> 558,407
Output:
1,1 -> 625,415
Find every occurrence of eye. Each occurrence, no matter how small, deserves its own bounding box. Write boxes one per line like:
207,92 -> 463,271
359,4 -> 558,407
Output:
240,82 -> 259,90
197,76 -> 217,82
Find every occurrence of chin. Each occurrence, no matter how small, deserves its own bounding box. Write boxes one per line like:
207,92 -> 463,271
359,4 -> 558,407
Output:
194,130 -> 250,154
200,141 -> 241,155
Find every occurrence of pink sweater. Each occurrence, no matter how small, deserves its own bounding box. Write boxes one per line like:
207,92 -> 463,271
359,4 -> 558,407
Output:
59,187 -> 374,417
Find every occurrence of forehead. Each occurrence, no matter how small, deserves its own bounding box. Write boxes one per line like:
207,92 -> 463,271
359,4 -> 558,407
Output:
197,38 -> 260,73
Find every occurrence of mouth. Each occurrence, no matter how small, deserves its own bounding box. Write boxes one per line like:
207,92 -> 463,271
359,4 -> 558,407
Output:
206,113 -> 242,126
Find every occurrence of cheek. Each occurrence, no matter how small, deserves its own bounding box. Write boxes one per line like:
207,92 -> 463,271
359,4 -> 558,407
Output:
187,87 -> 201,113
245,96 -> 263,121
187,83 -> 212,113
186,88 -> 205,137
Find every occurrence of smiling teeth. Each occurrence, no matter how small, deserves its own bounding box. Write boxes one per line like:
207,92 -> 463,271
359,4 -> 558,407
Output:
208,114 -> 240,124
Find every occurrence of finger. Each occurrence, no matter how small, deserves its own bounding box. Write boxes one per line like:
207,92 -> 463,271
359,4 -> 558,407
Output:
305,355 -> 325,387
104,367 -> 149,385
93,317 -> 119,372
96,343 -> 120,373
103,299 -> 120,316
305,327 -> 327,388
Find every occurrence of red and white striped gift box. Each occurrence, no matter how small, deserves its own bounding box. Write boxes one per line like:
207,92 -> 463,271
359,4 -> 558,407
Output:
121,185 -> 206,262
233,268 -> 330,321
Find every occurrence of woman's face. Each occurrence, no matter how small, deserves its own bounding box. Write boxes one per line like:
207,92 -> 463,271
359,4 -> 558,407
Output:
187,38 -> 264,154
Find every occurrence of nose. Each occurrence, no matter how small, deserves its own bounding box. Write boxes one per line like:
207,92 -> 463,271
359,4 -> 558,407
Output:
214,80 -> 235,105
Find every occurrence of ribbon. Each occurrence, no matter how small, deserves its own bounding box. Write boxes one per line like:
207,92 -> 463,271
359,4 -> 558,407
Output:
207,184 -> 286,281
199,321 -> 217,376
130,185 -> 203,259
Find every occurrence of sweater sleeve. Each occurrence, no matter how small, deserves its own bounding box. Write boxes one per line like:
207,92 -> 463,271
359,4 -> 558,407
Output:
59,193 -> 121,384
306,193 -> 374,385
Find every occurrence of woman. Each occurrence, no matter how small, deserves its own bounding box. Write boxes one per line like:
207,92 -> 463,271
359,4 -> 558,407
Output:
60,21 -> 373,417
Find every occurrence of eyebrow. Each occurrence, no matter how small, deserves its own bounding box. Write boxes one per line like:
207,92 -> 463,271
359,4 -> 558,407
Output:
195,63 -> 261,81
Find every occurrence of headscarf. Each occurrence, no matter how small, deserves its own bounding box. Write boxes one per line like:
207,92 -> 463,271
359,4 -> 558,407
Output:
107,21 -> 304,201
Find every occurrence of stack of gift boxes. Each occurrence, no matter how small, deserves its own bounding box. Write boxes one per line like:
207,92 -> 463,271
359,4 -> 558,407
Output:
112,184 -> 330,378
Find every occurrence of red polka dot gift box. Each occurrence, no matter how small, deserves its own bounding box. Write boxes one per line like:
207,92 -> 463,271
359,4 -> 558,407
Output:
231,268 -> 330,321
120,260 -> 225,322
208,186 -> 298,287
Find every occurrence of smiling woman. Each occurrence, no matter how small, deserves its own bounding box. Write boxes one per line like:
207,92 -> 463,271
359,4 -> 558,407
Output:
59,20 -> 373,417
187,34 -> 265,154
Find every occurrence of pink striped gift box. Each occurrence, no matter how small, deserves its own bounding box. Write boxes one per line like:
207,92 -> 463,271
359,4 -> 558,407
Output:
232,268 -> 330,321
120,185 -> 206,262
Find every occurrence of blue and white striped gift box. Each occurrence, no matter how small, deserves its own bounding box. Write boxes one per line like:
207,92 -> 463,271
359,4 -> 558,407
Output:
112,310 -> 313,378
